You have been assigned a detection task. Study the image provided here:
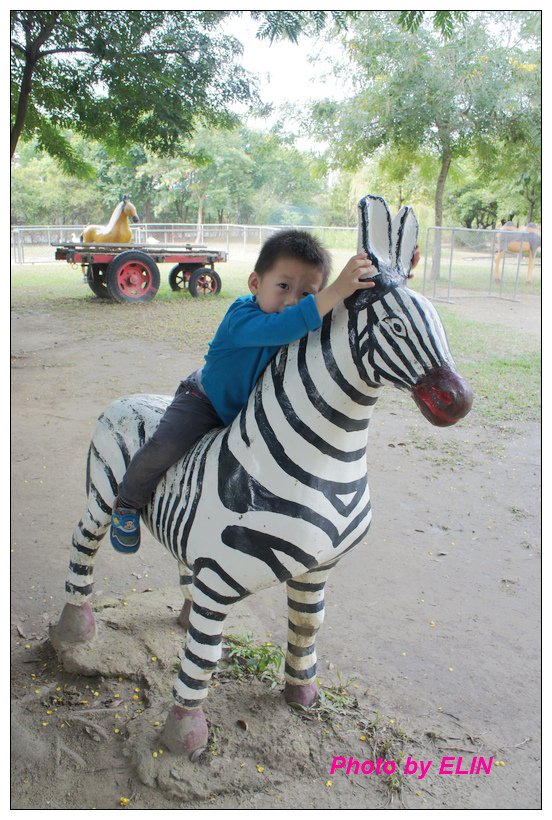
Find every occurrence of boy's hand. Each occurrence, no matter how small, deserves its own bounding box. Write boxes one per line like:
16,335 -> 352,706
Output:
407,244 -> 421,279
332,253 -> 378,299
314,253 -> 376,318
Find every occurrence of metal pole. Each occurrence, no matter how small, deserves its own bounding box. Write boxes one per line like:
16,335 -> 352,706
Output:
447,228 -> 455,301
489,231 -> 496,295
422,227 -> 430,295
513,241 -> 523,301
499,240 -> 506,299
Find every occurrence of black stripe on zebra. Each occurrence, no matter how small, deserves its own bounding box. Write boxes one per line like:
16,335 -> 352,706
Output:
284,661 -> 316,680
96,412 -> 134,468
395,289 -> 444,368
85,447 -> 91,496
176,438 -> 219,564
239,407 -> 250,447
287,580 -> 326,593
78,525 -> 103,542
385,290 -> 441,370
253,387 -> 368,517
71,536 -> 96,557
187,623 -> 223,646
193,576 -> 243,607
177,669 -> 209,690
90,443 -> 118,496
218,432 -> 340,540
221,526 -> 317,582
65,580 -> 94,597
69,561 -> 93,577
297,336 -> 369,432
192,602 -> 227,622
270,353 -> 367,462
287,642 -> 316,658
287,598 -> 325,614
184,647 -> 218,670
194,557 -> 250,598
320,314 -> 379,406
88,481 -> 112,515
288,620 -> 321,637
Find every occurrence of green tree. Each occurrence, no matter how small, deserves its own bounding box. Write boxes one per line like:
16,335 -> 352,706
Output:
310,11 -> 541,273
10,11 -> 256,171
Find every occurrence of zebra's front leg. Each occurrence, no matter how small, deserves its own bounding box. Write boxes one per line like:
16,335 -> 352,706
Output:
162,578 -> 241,757
54,507 -> 110,644
284,568 -> 331,708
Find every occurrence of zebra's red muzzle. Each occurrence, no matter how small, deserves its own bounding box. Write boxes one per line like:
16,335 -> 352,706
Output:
412,366 -> 473,427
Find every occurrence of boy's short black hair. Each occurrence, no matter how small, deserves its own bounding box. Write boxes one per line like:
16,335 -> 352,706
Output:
254,230 -> 331,287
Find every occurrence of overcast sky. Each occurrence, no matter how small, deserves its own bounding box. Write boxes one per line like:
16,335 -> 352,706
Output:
221,14 -> 349,147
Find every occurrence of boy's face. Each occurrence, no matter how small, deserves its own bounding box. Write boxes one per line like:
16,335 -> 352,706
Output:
248,257 -> 325,314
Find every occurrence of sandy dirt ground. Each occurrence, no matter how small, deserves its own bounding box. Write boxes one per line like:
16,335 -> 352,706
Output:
11,292 -> 541,811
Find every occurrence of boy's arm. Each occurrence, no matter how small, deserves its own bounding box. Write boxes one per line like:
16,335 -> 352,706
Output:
227,254 -> 377,348
227,297 -> 323,347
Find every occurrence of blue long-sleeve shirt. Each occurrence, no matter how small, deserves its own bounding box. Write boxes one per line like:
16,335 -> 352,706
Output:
200,294 -> 322,426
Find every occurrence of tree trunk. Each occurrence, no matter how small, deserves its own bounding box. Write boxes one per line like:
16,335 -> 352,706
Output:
11,56 -> 36,158
195,194 -> 206,243
431,145 -> 452,281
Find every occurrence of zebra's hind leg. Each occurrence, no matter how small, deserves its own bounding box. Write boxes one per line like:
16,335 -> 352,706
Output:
53,502 -> 111,645
284,567 -> 331,708
176,561 -> 193,630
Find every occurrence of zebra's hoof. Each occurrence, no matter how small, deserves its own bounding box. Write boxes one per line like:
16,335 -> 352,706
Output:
284,680 -> 319,708
160,706 -> 208,758
53,602 -> 97,644
177,599 -> 192,631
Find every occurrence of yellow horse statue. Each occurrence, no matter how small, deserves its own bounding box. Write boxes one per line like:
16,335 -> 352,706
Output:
82,196 -> 140,244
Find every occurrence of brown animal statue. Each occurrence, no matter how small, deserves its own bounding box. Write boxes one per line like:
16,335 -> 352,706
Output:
494,221 -> 541,285
82,197 -> 140,244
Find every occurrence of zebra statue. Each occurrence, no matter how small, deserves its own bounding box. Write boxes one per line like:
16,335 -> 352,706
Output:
52,195 -> 473,758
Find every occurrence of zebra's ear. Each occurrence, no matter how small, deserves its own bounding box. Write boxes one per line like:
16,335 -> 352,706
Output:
357,195 -> 393,272
391,206 -> 418,278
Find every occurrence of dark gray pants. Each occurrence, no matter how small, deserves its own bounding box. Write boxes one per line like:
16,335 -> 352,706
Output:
118,374 -> 223,510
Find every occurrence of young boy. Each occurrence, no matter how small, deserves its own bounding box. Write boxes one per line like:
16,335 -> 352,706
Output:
110,229 -> 377,553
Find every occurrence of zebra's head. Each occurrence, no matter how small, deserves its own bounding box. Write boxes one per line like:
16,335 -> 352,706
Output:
345,195 -> 473,427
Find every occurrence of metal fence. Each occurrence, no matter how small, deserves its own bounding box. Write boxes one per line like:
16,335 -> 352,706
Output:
421,226 -> 541,302
11,222 -> 541,301
10,222 -> 357,265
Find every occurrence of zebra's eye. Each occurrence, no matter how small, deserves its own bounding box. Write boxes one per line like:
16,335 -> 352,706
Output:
384,316 -> 407,337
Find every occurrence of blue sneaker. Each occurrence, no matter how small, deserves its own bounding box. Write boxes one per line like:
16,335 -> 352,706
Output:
110,502 -> 140,554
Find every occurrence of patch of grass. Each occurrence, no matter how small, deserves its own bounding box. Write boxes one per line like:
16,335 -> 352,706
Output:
219,633 -> 285,687
435,308 -> 541,426
11,263 -> 540,427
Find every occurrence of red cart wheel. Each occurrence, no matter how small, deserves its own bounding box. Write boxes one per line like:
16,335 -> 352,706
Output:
188,267 -> 222,297
87,263 -> 110,299
168,263 -> 194,291
106,251 -> 160,303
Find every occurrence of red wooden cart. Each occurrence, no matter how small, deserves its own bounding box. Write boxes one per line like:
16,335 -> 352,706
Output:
54,241 -> 227,302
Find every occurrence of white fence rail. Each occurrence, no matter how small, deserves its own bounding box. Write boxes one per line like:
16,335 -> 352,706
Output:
11,222 -> 540,301
10,223 -> 357,264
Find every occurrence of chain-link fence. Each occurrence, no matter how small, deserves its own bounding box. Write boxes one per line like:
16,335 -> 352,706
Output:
12,222 -> 541,302
421,226 -> 541,302
10,223 -> 357,265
